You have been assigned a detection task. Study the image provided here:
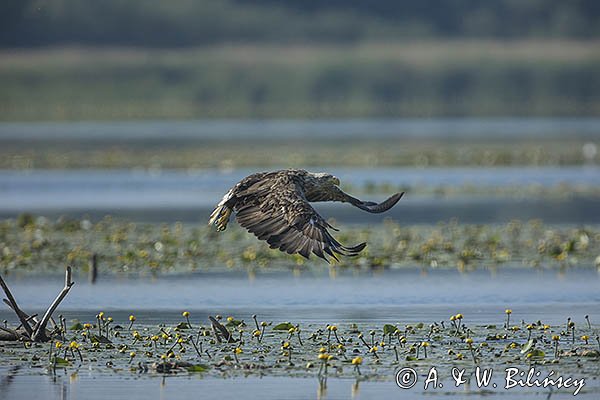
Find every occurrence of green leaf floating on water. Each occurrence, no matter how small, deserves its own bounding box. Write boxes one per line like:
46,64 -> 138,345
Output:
52,357 -> 70,365
187,364 -> 209,372
520,339 -> 535,354
582,349 -> 600,358
90,334 -> 112,344
69,322 -> 84,331
225,319 -> 244,327
175,322 -> 191,329
405,356 -> 417,361
526,349 -> 545,360
273,322 -> 295,331
383,324 -> 397,335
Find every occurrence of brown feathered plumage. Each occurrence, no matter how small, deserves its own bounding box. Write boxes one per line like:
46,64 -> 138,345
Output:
209,169 -> 403,262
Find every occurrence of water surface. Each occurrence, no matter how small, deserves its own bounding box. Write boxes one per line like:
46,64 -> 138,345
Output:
1,167 -> 599,223
2,268 -> 598,325
1,268 -> 599,400
2,118 -> 599,141
2,371 -> 596,400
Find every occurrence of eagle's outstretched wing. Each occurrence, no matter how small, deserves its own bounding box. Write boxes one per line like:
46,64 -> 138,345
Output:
234,176 -> 365,262
306,185 -> 404,213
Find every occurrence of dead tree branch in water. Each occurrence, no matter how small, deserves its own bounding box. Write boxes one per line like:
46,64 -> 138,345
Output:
0,266 -> 75,342
0,274 -> 33,336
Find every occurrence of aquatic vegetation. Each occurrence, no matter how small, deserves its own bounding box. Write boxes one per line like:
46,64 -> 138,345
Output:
553,335 -> 561,358
182,311 -> 192,330
351,356 -> 362,375
1,216 -> 599,276
505,309 -> 512,329
128,315 -> 136,331
2,127 -> 598,170
1,310 -> 598,383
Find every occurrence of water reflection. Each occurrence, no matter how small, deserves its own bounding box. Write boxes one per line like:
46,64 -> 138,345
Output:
1,367 -> 598,400
0,365 -> 19,394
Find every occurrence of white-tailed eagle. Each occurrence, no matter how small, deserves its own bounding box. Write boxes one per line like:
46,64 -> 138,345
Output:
209,169 -> 403,262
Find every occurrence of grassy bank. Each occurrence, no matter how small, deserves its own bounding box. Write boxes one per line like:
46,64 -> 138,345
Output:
1,41 -> 599,121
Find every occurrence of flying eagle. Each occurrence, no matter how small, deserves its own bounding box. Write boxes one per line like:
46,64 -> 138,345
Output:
209,169 -> 403,262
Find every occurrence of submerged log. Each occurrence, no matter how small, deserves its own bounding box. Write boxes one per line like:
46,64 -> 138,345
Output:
0,326 -> 28,341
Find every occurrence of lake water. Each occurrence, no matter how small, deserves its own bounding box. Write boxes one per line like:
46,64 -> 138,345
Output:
1,167 -> 599,223
1,268 -> 598,326
2,372 -> 597,400
1,117 -> 600,141
2,117 -> 599,222
2,118 -> 600,399
1,268 -> 599,400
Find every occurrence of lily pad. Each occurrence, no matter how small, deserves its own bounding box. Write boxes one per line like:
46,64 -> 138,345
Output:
273,322 -> 295,331
69,322 -> 84,331
52,357 -> 70,365
187,364 -> 209,372
526,349 -> 545,360
383,324 -> 397,335
90,334 -> 112,344
581,349 -> 600,358
175,322 -> 191,330
225,319 -> 244,327
520,339 -> 535,354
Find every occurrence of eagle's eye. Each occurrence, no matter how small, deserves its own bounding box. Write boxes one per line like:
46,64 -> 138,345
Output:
331,176 -> 340,185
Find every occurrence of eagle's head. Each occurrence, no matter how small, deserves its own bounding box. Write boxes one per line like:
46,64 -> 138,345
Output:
311,172 -> 340,186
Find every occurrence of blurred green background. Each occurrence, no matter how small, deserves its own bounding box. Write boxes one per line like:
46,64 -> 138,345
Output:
1,0 -> 599,121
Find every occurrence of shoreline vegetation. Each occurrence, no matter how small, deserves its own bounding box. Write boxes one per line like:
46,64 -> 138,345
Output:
2,135 -> 598,169
1,215 -> 598,276
1,40 -> 599,121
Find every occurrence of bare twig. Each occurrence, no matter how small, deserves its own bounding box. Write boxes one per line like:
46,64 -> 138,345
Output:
25,314 -> 38,323
32,267 -> 75,342
15,313 -> 38,330
0,274 -> 33,336
210,319 -> 222,343
2,299 -> 34,324
209,316 -> 234,343
3,299 -> 57,330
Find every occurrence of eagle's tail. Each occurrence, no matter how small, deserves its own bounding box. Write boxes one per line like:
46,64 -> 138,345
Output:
209,190 -> 234,231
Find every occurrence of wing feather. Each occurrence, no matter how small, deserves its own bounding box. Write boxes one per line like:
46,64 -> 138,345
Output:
233,173 -> 365,262
306,186 -> 404,214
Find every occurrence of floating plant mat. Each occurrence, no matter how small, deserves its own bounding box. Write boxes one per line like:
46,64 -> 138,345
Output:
0,311 -> 599,397
1,217 -> 599,275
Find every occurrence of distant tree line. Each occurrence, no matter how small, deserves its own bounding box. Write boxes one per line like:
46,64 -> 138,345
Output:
1,0 -> 599,47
